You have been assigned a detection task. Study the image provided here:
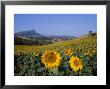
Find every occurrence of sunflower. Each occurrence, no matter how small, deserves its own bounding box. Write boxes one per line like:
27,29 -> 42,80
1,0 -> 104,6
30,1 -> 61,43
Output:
41,50 -> 61,69
69,56 -> 83,72
92,48 -> 96,53
64,49 -> 73,55
33,50 -> 39,56
84,50 -> 90,56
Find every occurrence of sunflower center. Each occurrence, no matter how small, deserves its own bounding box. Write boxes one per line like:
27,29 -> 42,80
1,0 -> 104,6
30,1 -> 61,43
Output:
74,59 -> 79,67
35,51 -> 38,54
46,53 -> 56,63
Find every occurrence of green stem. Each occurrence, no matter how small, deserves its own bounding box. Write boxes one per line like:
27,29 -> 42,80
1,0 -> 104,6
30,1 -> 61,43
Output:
77,70 -> 79,76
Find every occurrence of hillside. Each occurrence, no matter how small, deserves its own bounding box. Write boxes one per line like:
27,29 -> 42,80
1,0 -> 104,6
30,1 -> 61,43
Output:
15,34 -> 97,54
14,29 -> 75,45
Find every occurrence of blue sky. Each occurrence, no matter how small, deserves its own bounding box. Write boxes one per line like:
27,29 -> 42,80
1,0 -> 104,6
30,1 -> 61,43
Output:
14,14 -> 97,37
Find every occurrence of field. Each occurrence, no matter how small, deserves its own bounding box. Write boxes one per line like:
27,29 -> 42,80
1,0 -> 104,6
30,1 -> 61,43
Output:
14,34 -> 97,76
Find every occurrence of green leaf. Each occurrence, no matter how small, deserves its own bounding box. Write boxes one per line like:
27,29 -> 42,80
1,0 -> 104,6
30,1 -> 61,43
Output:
37,67 -> 46,72
83,66 -> 92,73
32,70 -> 35,76
49,68 -> 58,76
58,71 -> 65,76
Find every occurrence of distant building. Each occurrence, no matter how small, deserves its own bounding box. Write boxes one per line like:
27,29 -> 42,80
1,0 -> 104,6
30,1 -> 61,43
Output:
52,39 -> 62,43
17,36 -> 30,40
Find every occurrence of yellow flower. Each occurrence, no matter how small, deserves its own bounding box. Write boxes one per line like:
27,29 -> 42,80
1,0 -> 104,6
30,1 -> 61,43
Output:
33,50 -> 39,56
41,50 -> 61,69
92,48 -> 96,53
84,50 -> 90,56
64,49 -> 73,55
69,56 -> 83,72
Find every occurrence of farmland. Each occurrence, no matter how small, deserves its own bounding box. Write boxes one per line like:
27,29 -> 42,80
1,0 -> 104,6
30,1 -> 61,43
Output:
14,34 -> 97,76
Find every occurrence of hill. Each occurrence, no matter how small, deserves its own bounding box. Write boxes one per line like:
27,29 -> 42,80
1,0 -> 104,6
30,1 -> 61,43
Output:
14,29 -> 43,37
14,29 -> 75,45
15,33 -> 97,54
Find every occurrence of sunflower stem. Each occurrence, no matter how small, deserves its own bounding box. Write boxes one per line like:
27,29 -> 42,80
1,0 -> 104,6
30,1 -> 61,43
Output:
78,70 -> 79,76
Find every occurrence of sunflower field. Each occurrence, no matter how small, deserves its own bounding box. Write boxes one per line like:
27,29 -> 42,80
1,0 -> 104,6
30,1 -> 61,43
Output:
14,34 -> 97,76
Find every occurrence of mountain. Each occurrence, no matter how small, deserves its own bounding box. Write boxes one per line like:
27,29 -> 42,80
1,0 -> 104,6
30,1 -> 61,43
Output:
14,29 -> 43,37
14,29 -> 76,45
14,29 -> 75,39
49,35 -> 75,40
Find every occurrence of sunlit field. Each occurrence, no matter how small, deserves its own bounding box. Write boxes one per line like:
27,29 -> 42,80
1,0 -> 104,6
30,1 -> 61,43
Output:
14,34 -> 97,76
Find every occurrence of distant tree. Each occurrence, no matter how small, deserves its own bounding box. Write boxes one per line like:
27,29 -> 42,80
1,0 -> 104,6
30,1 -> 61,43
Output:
88,30 -> 97,36
89,31 -> 92,34
91,32 -> 97,36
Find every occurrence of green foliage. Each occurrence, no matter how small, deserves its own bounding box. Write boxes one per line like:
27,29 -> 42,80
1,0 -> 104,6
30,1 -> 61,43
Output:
14,51 -> 97,76
14,34 -> 97,76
